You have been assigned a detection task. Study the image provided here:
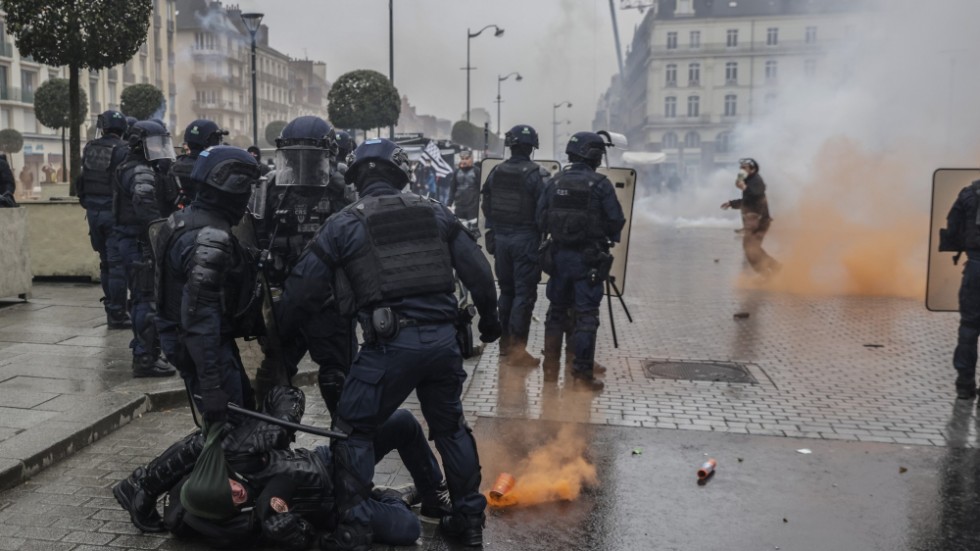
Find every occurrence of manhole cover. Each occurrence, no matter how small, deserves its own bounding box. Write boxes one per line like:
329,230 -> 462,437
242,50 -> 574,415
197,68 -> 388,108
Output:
642,360 -> 757,384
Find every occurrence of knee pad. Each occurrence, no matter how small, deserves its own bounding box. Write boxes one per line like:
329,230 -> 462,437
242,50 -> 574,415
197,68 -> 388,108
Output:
576,309 -> 600,334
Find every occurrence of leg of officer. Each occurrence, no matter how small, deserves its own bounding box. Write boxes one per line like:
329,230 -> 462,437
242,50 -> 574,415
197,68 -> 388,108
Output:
107,227 -> 129,324
508,234 -> 542,362
954,258 -> 980,399
373,409 -> 444,503
494,233 -> 516,355
544,254 -> 574,366
86,210 -> 111,308
306,307 -> 355,416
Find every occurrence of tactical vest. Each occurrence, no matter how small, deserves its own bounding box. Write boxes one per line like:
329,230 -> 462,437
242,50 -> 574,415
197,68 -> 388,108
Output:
153,207 -> 260,337
80,138 -> 122,197
339,194 -> 455,314
489,161 -> 538,227
243,448 -> 333,517
547,169 -> 605,245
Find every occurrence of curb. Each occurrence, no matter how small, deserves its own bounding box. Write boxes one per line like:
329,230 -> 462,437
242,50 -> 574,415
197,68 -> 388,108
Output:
0,370 -> 321,492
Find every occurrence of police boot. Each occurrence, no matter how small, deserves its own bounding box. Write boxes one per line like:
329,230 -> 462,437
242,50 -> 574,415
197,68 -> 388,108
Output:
506,342 -> 541,369
956,371 -> 977,400
440,512 -> 485,547
419,480 -> 453,521
113,433 -> 202,532
591,361 -> 608,375
132,353 -> 176,378
107,309 -> 132,330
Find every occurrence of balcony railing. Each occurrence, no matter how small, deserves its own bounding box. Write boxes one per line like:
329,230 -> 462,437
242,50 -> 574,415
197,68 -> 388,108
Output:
192,99 -> 238,111
0,42 -> 12,58
21,88 -> 34,103
0,86 -> 16,101
191,73 -> 240,87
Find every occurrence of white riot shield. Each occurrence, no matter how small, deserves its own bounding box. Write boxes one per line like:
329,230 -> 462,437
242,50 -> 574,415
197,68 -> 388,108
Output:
597,166 -> 637,294
476,158 -> 562,275
928,169 -> 980,312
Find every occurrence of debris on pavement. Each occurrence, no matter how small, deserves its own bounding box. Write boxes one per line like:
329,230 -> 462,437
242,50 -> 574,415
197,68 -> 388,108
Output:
899,466 -> 908,474
697,459 -> 717,480
734,312 -> 750,319
796,448 -> 812,454
632,448 -> 643,455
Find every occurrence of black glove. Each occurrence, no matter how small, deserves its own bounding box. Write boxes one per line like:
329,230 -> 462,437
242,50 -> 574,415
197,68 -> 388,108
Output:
200,387 -> 229,423
478,315 -> 502,343
484,229 -> 496,255
263,512 -> 316,551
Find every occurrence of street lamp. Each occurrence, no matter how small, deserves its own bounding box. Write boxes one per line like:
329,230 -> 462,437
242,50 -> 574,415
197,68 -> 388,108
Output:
552,101 -> 572,158
241,12 -> 264,147
495,72 -> 522,136
463,24 -> 504,123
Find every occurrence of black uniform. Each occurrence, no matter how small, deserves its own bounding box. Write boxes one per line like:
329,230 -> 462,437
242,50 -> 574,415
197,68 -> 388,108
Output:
941,180 -> 980,399
447,164 -> 481,220
0,154 -> 15,206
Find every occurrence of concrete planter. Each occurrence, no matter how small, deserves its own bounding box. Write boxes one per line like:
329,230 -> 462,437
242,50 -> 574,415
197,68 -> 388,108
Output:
0,207 -> 32,299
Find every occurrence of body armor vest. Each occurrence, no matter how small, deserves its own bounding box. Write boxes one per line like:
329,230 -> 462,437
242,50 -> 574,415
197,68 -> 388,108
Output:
154,207 -> 260,337
114,157 -> 150,226
340,194 -> 455,314
547,170 -> 605,245
80,138 -> 122,197
489,161 -> 538,227
264,183 -> 344,283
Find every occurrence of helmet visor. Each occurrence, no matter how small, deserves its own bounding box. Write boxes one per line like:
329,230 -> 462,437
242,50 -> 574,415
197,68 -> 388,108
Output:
274,147 -> 332,186
143,135 -> 176,161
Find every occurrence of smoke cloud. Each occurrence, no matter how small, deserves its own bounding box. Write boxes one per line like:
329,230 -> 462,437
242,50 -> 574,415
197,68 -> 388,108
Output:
638,0 -> 980,298
486,424 -> 598,508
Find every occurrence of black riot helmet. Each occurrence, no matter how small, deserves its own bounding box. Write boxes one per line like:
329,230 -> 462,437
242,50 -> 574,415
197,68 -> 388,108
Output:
344,138 -> 411,190
274,116 -> 335,186
565,131 -> 607,166
98,110 -> 128,136
128,120 -> 176,162
191,145 -> 261,196
334,130 -> 355,162
504,125 -> 539,149
183,119 -> 227,152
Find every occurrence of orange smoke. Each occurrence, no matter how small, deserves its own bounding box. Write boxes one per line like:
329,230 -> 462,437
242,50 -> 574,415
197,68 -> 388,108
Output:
486,425 -> 598,508
743,136 -> 928,298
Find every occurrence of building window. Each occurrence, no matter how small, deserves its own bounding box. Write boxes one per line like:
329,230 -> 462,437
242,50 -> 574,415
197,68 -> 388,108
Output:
765,60 -> 778,81
726,29 -> 738,48
684,131 -> 700,148
687,63 -> 700,86
687,96 -> 699,117
667,32 -> 677,50
804,59 -> 817,77
665,64 -> 677,86
766,27 -> 778,46
724,94 -> 737,117
716,131 -> 734,152
725,61 -> 737,84
805,26 -> 817,44
662,131 -> 678,149
23,110 -> 36,133
0,65 -> 7,97
21,69 -> 36,92
689,31 -> 700,49
664,96 -> 677,118
108,82 -> 116,105
0,108 -> 9,128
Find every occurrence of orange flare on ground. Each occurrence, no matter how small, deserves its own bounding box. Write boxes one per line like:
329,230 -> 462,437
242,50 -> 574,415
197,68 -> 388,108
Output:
486,425 -> 598,509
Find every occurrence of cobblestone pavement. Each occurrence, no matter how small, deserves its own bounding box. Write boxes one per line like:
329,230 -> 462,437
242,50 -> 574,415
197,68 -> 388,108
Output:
0,224 -> 971,550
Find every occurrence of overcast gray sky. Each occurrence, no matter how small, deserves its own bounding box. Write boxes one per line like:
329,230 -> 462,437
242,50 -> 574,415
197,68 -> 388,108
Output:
230,0 -> 645,153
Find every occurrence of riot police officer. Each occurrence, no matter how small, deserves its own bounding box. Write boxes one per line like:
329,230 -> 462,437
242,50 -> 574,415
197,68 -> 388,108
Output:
77,110 -> 130,328
153,145 -> 263,418
334,130 -> 355,172
113,120 -> 177,378
161,119 -> 226,216
279,138 -> 501,549
539,132 -> 625,391
252,115 -> 354,415
481,125 -> 550,367
940,177 -> 980,399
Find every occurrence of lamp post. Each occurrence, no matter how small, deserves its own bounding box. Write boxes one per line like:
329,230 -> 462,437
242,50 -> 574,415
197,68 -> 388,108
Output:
241,12 -> 264,147
389,0 -> 394,139
463,24 -> 503,123
495,72 -> 522,136
552,100 -> 572,158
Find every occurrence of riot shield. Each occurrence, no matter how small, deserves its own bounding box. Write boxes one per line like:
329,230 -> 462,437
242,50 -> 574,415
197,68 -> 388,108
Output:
927,169 -> 980,312
597,166 -> 637,295
476,158 -> 562,273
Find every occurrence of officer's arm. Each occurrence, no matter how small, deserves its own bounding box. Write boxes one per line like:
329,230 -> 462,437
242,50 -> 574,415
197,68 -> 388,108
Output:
278,226 -> 340,337
480,169 -> 495,228
180,228 -> 233,392
444,210 -> 498,318
536,180 -> 555,235
530,169 -> 551,233
599,179 -> 626,243
131,168 -> 161,223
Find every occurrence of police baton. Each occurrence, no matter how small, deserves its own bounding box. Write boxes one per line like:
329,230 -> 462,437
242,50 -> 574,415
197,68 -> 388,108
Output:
194,395 -> 348,440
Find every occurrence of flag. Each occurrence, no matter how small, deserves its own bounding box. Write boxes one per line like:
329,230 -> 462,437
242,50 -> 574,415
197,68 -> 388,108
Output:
422,140 -> 453,178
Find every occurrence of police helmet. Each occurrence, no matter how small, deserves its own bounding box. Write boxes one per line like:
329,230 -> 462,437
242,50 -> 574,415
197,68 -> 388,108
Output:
565,131 -> 607,163
97,110 -> 128,135
739,158 -> 759,172
128,120 -> 176,162
334,130 -> 355,160
276,116 -> 335,150
344,138 -> 410,189
191,146 -> 260,196
504,125 -> 539,149
183,119 -> 227,151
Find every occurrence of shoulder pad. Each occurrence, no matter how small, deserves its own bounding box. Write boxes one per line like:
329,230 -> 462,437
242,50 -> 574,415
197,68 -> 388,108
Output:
196,226 -> 232,248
